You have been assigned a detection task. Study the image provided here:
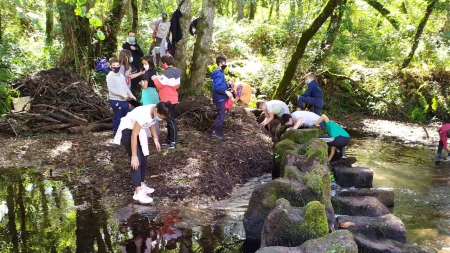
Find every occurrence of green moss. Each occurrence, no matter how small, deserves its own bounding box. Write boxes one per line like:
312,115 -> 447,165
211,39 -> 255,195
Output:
283,166 -> 302,180
305,139 -> 328,163
304,173 -> 324,197
284,128 -> 319,144
274,139 -> 297,174
300,201 -> 328,238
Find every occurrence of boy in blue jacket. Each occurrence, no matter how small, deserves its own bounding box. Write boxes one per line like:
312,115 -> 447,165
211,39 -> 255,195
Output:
211,56 -> 233,140
297,72 -> 324,115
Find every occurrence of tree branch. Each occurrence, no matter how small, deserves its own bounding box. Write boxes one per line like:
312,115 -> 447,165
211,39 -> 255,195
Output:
363,0 -> 400,30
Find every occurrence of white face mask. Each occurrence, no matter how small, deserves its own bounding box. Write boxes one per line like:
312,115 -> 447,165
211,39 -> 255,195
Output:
143,65 -> 149,70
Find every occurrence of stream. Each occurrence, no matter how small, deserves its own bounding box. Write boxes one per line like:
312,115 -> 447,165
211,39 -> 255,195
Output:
1,136 -> 450,252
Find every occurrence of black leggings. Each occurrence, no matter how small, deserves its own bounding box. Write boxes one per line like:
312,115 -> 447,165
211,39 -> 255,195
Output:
120,129 -> 148,188
327,136 -> 349,150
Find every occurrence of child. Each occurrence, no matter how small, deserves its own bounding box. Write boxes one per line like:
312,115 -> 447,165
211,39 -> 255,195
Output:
211,56 -> 233,140
314,114 -> 350,161
151,54 -> 182,149
107,57 -> 135,136
282,110 -> 320,129
113,102 -> 172,204
297,72 -> 324,115
119,49 -> 145,91
256,100 -> 291,129
436,124 -> 450,161
140,55 -> 160,136
122,30 -> 145,97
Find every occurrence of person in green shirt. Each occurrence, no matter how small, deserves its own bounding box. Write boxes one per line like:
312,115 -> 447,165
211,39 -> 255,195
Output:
314,114 -> 350,161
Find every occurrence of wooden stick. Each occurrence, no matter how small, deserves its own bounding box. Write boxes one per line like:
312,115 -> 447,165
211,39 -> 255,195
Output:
33,104 -> 88,123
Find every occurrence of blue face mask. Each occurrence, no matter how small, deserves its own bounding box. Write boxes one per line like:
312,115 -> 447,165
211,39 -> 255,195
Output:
305,80 -> 310,84
154,115 -> 162,122
129,37 -> 135,43
129,57 -> 133,63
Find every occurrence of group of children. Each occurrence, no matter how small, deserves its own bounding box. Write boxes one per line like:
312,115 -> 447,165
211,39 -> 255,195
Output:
256,73 -> 350,162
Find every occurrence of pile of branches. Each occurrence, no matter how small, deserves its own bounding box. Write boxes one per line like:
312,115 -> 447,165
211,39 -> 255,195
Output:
2,68 -> 112,136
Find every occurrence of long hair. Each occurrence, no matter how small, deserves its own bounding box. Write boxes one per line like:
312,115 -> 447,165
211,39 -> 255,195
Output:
119,49 -> 132,71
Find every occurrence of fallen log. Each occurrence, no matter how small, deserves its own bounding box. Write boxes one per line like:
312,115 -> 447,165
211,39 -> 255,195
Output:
33,123 -> 73,132
48,113 -> 88,126
67,123 -> 112,134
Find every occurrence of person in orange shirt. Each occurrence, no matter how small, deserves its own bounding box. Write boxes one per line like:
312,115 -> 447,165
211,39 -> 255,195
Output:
151,54 -> 182,149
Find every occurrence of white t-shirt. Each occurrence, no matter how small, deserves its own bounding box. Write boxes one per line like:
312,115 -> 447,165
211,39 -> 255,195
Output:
291,111 -> 320,127
266,100 -> 290,117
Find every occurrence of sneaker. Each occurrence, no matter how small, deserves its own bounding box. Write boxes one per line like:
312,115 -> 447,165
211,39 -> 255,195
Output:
212,133 -> 225,140
442,157 -> 450,162
167,142 -> 176,149
341,155 -> 347,159
133,191 -> 153,204
141,184 -> 155,194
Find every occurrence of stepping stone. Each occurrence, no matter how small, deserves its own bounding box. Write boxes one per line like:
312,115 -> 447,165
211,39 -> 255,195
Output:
337,214 -> 406,243
333,167 -> 373,188
353,233 -> 427,253
332,196 -> 389,217
337,188 -> 395,207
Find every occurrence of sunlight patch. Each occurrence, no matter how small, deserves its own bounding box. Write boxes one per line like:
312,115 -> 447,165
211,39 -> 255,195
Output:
51,141 -> 73,157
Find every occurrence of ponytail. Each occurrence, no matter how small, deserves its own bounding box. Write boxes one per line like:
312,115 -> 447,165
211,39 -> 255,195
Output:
156,101 -> 172,117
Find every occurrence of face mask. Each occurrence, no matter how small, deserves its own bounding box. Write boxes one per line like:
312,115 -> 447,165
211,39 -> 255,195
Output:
162,64 -> 167,70
129,57 -> 133,63
111,66 -> 120,73
143,65 -> 149,70
162,17 -> 167,21
221,64 -> 227,71
154,115 -> 162,122
129,37 -> 135,43
305,80 -> 310,84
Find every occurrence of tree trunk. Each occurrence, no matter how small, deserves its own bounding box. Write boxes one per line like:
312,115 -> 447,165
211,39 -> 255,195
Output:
185,0 -> 216,94
249,0 -> 257,20
309,0 -> 346,72
363,0 -> 399,30
6,184 -> 18,252
268,0 -> 274,19
18,181 -> 28,253
174,0 -> 192,88
131,0 -> 138,31
100,0 -> 130,58
275,0 -> 280,15
237,0 -> 244,21
272,0 -> 341,100
45,0 -> 54,45
401,0 -> 437,69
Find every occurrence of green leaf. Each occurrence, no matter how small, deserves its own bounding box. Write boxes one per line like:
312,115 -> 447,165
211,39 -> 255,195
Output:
90,17 -> 103,27
74,7 -> 82,16
96,30 -> 105,40
86,13 -> 91,18
432,97 -> 439,111
77,0 -> 87,5
89,9 -> 95,14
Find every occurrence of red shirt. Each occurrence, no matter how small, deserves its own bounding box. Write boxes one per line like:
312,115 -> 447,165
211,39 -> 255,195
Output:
439,124 -> 450,147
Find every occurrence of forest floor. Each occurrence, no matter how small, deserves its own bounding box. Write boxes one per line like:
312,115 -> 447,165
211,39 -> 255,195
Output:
0,109 -> 444,207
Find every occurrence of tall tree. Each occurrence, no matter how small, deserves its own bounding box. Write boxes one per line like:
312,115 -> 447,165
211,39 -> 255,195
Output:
131,0 -> 138,31
100,0 -> 130,58
272,0 -> 341,100
185,0 -> 216,94
309,0 -> 347,72
237,0 -> 244,21
45,0 -> 54,45
401,0 -> 437,69
174,0 -> 192,87
249,0 -> 257,20
363,0 -> 400,30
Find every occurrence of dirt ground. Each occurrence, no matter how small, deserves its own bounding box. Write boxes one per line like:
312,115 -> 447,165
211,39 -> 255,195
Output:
0,109 -> 444,206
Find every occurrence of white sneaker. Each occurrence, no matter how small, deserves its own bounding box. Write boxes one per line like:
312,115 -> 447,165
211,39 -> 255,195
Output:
141,184 -> 155,194
133,191 -> 153,204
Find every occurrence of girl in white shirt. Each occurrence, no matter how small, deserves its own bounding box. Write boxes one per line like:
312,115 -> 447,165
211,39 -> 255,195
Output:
113,101 -> 172,204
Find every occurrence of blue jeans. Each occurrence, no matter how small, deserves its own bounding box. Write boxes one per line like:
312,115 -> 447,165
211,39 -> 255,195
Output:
297,96 -> 324,115
214,101 -> 226,135
110,100 -> 130,136
437,140 -> 445,158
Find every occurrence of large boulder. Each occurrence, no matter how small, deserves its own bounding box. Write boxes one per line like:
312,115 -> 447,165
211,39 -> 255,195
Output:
337,188 -> 395,207
332,196 -> 390,217
261,199 -> 328,247
243,178 -> 324,242
337,214 -> 407,243
256,230 -> 358,253
353,233 -> 427,253
284,128 -> 319,144
333,167 -> 374,188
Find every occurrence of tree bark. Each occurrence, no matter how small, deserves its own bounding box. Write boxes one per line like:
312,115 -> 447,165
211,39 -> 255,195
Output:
185,0 -> 216,94
131,0 -> 138,31
309,0 -> 347,72
401,0 -> 437,69
45,0 -> 54,45
100,0 -> 130,58
174,0 -> 192,88
237,0 -> 244,21
249,0 -> 257,20
6,184 -> 18,252
272,0 -> 341,100
363,0 -> 399,30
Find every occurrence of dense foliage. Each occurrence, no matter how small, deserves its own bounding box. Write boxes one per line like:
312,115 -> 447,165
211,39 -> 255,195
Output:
1,0 -> 450,122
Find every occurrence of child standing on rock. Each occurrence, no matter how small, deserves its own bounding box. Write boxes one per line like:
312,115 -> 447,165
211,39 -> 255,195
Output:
113,102 -> 171,204
436,124 -> 450,161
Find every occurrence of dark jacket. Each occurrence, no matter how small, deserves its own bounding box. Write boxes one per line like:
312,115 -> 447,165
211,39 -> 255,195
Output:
189,18 -> 199,36
122,42 -> 144,70
300,80 -> 323,98
170,9 -> 183,43
212,68 -> 229,103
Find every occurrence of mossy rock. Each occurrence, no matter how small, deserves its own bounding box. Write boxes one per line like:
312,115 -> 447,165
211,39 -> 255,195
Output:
305,139 -> 328,164
280,150 -> 306,177
283,166 -> 302,181
260,200 -> 328,247
243,178 -> 323,242
284,128 -> 319,144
